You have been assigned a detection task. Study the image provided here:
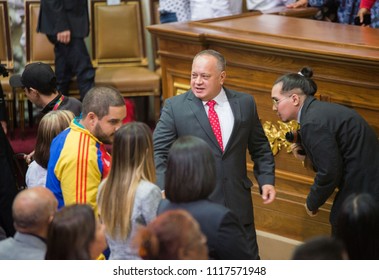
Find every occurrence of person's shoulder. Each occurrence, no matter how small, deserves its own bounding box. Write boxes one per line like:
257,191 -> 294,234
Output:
167,90 -> 192,102
225,87 -> 254,100
64,97 -> 82,110
187,200 -> 230,218
138,180 -> 162,195
67,96 -> 82,104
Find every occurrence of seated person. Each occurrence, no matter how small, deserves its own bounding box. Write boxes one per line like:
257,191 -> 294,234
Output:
26,110 -> 74,188
45,204 -> 107,260
191,0 -> 243,20
336,193 -> 379,260
0,187 -> 57,259
158,136 -> 254,259
292,236 -> 348,260
0,226 -> 6,241
246,0 -> 295,12
134,209 -> 208,260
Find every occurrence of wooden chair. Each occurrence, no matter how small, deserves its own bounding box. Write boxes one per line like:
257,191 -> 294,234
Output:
90,0 -> 161,123
25,0 -> 79,97
149,0 -> 161,71
25,0 -> 55,65
21,0 -> 56,131
14,0 -> 80,132
0,0 -> 16,137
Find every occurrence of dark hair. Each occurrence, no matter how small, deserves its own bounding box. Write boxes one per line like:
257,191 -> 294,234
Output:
37,76 -> 57,95
165,136 -> 216,203
336,193 -> 379,260
193,49 -> 226,72
292,236 -> 347,260
81,86 -> 125,119
273,66 -> 318,96
45,204 -> 96,260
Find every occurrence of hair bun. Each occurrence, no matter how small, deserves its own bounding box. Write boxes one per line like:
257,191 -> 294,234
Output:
299,66 -> 313,79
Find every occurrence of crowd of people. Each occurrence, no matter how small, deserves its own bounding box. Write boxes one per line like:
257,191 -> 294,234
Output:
1,48 -> 378,260
0,0 -> 378,260
159,0 -> 379,28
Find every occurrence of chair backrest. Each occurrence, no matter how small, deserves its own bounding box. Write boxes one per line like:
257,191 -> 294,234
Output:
90,0 -> 148,67
25,0 -> 55,65
149,0 -> 160,69
0,0 -> 13,70
150,0 -> 160,25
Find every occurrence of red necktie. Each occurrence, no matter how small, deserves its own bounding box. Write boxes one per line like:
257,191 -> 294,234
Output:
207,100 -> 223,151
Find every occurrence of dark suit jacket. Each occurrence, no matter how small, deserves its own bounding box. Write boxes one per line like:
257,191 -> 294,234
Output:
153,88 -> 275,225
38,0 -> 89,38
158,199 -> 254,260
300,96 -> 379,226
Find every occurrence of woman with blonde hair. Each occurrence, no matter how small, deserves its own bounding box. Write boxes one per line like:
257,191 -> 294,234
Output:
26,110 -> 74,188
97,122 -> 162,259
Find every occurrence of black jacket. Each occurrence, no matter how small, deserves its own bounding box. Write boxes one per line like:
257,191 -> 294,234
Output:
300,96 -> 379,226
158,199 -> 254,260
38,0 -> 89,38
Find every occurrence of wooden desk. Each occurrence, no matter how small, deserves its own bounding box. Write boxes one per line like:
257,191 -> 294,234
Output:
148,14 -> 379,242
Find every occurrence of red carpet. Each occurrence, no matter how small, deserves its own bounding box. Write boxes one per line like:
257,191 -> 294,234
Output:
8,126 -> 37,155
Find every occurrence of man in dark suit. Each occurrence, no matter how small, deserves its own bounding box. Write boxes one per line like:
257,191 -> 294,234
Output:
37,0 -> 95,100
153,49 -> 276,259
271,66 -> 379,235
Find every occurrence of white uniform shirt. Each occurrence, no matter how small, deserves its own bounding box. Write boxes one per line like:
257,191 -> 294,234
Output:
191,0 -> 242,21
246,0 -> 295,12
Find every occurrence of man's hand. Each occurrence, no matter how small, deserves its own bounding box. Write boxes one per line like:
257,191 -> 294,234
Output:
57,30 -> 71,44
290,143 -> 306,161
305,202 -> 318,217
261,184 -> 276,204
287,0 -> 308,8
1,121 -> 7,135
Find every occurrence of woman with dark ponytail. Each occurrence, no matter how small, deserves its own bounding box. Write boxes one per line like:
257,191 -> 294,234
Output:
271,66 -> 379,236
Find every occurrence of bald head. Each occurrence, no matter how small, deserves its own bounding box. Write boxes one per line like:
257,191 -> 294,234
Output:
13,187 -> 58,236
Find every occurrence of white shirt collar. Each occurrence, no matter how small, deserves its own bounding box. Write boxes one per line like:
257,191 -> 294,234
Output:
202,88 -> 227,107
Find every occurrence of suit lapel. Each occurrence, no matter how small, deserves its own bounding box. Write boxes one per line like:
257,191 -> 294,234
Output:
187,91 -> 223,151
225,89 -> 241,152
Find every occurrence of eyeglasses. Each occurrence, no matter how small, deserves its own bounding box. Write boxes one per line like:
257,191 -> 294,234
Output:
272,94 -> 293,107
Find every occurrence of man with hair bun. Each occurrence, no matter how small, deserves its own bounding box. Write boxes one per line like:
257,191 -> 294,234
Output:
271,66 -> 379,234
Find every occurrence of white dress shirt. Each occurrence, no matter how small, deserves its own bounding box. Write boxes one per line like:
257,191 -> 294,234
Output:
203,88 -> 234,150
191,0 -> 242,20
246,0 -> 295,12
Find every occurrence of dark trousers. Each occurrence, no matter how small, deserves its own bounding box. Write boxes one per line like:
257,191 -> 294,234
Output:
159,11 -> 178,23
47,35 -> 95,100
244,222 -> 260,260
0,126 -> 18,237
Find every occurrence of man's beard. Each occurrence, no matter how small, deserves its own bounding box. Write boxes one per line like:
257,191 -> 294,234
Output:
94,123 -> 113,144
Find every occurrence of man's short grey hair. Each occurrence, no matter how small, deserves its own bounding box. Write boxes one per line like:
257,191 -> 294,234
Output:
193,49 -> 226,72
